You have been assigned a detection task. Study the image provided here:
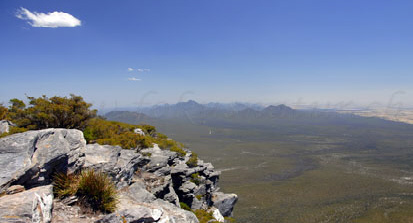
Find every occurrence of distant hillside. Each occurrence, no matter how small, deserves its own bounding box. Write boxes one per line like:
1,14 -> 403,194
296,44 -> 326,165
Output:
105,101 -> 410,131
104,111 -> 156,124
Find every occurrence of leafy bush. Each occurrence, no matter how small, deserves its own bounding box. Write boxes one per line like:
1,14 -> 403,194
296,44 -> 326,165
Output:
5,95 -> 96,130
53,170 -> 118,213
77,169 -> 118,213
186,152 -> 199,167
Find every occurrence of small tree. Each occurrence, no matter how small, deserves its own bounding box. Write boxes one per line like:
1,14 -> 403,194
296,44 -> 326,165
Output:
7,99 -> 30,127
7,94 -> 97,130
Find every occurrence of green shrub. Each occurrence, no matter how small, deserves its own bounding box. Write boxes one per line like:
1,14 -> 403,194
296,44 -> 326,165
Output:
170,145 -> 187,157
77,169 -> 118,213
83,118 -> 154,150
141,124 -> 156,136
186,153 -> 198,167
190,173 -> 202,185
151,133 -> 187,156
193,209 -> 220,223
5,95 -> 96,130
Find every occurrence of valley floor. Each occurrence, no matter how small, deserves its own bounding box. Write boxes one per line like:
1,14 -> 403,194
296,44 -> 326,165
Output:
151,120 -> 413,223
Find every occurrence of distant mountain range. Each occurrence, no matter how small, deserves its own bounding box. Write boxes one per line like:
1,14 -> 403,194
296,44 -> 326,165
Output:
105,100 -> 407,130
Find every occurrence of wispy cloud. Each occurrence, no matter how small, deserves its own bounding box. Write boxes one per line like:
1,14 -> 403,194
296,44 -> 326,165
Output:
16,7 -> 81,28
128,77 -> 141,81
129,68 -> 150,72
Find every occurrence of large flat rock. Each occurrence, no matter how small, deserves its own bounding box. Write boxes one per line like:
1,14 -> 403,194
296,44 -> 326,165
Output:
0,129 -> 86,192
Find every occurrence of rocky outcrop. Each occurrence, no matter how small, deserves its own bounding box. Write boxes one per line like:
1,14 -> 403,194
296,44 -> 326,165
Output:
0,120 -> 15,135
0,128 -> 237,223
0,129 -> 85,193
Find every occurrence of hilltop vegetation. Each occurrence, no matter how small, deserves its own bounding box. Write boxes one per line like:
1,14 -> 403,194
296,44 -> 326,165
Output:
0,95 -> 188,156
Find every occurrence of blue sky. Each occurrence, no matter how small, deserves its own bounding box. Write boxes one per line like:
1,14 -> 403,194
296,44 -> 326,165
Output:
1,0 -> 413,109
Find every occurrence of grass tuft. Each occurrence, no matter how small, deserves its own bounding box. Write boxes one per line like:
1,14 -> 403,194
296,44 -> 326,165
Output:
77,169 -> 118,213
53,172 -> 79,198
53,169 -> 118,213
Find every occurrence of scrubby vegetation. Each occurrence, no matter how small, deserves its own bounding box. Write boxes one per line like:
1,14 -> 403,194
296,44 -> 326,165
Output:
180,202 -> 222,223
190,173 -> 202,185
0,104 -> 7,120
83,117 -> 154,150
193,209 -> 220,223
0,95 -> 187,156
83,117 -> 187,153
6,95 -> 96,130
53,169 -> 118,213
186,152 -> 199,167
2,94 -> 222,222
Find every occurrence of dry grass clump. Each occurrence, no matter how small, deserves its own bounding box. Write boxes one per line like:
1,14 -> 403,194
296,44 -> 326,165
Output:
53,172 -> 79,197
53,169 -> 118,213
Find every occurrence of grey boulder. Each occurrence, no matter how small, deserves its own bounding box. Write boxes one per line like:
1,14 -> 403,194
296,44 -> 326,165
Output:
83,144 -> 149,187
0,185 -> 53,223
212,192 -> 238,217
0,129 -> 86,193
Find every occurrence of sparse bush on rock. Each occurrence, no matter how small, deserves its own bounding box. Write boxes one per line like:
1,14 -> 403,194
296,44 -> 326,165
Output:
186,152 -> 199,167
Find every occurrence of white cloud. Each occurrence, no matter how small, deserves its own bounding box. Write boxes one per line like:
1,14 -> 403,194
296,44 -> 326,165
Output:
128,68 -> 134,72
16,7 -> 81,28
128,77 -> 141,81
137,68 -> 150,72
